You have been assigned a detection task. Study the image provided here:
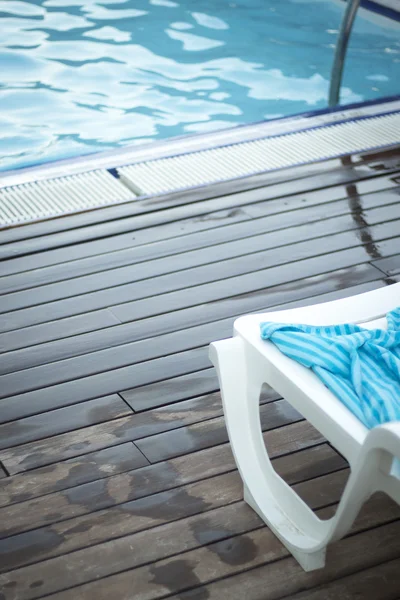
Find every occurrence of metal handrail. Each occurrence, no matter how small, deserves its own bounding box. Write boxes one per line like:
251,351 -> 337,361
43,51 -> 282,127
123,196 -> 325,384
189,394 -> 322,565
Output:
329,0 -> 361,106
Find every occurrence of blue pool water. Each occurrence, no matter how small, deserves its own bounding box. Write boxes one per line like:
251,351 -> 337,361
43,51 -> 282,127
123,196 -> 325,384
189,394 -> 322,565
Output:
1,0 -> 399,171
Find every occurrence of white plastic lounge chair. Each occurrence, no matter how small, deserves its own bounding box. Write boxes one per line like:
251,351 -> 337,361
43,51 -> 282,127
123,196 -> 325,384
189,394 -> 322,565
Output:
209,283 -> 400,571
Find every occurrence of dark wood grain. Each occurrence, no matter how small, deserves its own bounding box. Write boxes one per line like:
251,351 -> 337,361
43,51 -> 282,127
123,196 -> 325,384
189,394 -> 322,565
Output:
0,320 -> 232,399
1,186 -> 398,297
0,145 -> 399,600
0,345 -> 210,422
282,558 -> 400,600
135,399 -> 302,463
1,219 -> 399,320
16,493 -> 400,600
0,390 -> 278,473
0,263 -> 383,372
165,501 -> 400,600
0,442 -> 149,507
0,467 -> 351,599
111,253 -> 387,324
0,309 -> 121,355
0,420 -> 324,538
120,368 -> 219,411
0,390 -> 228,471
0,443 -> 345,575
0,395 -> 131,448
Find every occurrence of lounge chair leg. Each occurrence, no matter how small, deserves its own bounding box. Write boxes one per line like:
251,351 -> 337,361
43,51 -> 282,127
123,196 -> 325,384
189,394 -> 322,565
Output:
243,484 -> 326,571
210,338 -> 333,571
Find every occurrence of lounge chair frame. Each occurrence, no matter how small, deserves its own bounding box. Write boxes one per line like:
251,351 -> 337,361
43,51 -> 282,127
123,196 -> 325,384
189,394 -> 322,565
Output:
209,283 -> 400,571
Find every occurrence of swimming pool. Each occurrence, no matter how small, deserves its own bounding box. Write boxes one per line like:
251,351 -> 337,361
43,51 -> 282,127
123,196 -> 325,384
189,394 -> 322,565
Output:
1,0 -> 399,171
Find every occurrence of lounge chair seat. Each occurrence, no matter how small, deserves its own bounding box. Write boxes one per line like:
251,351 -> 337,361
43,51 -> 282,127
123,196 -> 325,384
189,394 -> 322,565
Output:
209,283 -> 400,571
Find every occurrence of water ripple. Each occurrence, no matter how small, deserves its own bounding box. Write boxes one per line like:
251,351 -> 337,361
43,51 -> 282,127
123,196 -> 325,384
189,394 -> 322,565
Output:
0,0 -> 399,170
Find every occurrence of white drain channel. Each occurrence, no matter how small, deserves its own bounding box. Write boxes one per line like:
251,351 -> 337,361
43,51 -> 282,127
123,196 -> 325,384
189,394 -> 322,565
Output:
0,170 -> 134,227
118,111 -> 400,196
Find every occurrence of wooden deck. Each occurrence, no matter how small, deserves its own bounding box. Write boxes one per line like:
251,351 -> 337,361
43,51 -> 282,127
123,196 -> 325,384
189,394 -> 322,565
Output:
1,147 -> 400,599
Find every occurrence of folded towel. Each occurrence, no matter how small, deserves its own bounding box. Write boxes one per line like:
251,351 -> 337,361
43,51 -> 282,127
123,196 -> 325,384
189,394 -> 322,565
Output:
260,307 -> 400,429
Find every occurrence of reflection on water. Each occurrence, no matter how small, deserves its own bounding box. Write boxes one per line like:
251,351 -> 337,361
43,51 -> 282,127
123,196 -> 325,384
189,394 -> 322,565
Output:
0,0 -> 399,170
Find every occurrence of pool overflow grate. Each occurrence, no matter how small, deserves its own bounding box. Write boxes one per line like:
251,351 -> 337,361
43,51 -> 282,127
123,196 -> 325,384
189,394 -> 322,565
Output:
0,170 -> 135,227
0,110 -> 399,228
118,112 -> 400,195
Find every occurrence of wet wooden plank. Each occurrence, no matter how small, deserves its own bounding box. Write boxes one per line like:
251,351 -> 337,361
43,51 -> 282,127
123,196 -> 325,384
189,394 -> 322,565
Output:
268,279 -> 389,312
0,395 -> 131,449
134,399 -> 301,464
0,420 -> 324,538
0,319 -> 232,400
1,219 -> 395,333
0,391 -> 279,473
1,155 -> 398,261
372,253 -> 400,276
0,309 -> 121,356
0,466 -> 351,599
1,219 -> 399,317
22,495 -> 400,600
111,252 -> 387,324
120,368 -> 219,411
0,263 -> 383,371
0,269 -> 388,392
2,188 -> 399,298
0,345 -> 210,423
284,558 -> 400,600
0,443 -> 149,508
1,443 -> 344,571
163,501 -> 400,600
0,195 -> 357,296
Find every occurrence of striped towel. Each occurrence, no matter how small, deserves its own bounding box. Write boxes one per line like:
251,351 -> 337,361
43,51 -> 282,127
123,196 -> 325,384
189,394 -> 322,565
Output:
260,307 -> 400,429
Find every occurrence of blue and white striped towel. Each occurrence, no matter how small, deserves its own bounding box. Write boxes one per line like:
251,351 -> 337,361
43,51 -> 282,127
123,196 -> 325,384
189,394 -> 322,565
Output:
260,307 -> 400,429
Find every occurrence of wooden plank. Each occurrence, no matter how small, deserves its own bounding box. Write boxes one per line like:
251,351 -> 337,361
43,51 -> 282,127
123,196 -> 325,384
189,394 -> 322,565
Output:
1,156 -> 398,261
162,501 -> 400,600
0,319 -> 232,400
0,346 -> 210,423
267,280 -> 389,312
1,187 -> 398,296
120,368 -> 219,411
282,558 -> 400,600
0,197 -> 351,295
0,443 -> 342,571
0,240 -> 385,335
0,271 -> 388,421
0,420 -> 325,538
1,217 -> 399,315
0,395 -> 132,450
0,467 -> 351,599
134,399 -> 302,464
0,443 -> 149,507
111,253 -> 388,324
0,309 -> 121,356
15,492 -> 400,600
0,392 -> 281,473
0,463 -> 7,479
372,254 -> 400,276
0,262 -> 383,368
